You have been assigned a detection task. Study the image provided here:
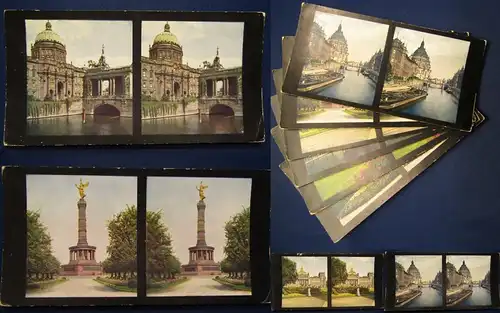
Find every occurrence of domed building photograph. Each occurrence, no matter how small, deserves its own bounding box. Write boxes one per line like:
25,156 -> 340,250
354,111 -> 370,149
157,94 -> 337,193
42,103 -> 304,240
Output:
281,256 -> 328,308
381,27 -> 471,124
445,255 -> 491,307
330,256 -> 375,308
394,255 -> 443,308
140,21 -> 244,135
25,20 -> 133,136
297,9 -> 389,116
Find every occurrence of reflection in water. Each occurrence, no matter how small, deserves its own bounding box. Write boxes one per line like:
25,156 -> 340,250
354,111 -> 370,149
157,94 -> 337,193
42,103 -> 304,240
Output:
315,70 -> 376,106
27,115 -> 133,136
142,114 -> 244,135
396,88 -> 458,123
406,287 -> 442,308
460,286 -> 491,307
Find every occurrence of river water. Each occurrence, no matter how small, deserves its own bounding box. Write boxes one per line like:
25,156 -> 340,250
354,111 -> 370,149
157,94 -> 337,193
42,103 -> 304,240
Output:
396,88 -> 459,123
26,114 -> 244,136
27,115 -> 133,136
142,115 -> 244,135
458,286 -> 491,307
405,287 -> 442,308
314,70 -> 376,106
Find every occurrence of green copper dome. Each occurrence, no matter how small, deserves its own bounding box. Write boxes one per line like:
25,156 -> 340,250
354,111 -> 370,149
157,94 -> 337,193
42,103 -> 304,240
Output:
34,21 -> 65,46
153,22 -> 180,46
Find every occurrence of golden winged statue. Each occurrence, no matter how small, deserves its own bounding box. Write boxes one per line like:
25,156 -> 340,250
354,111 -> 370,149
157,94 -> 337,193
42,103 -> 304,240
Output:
75,178 -> 90,199
196,181 -> 208,201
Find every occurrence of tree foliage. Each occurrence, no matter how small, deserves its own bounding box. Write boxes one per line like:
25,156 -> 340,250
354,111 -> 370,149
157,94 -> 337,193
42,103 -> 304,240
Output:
331,257 -> 348,286
282,257 -> 298,286
221,206 -> 250,279
103,205 -> 137,279
146,210 -> 180,279
27,210 -> 61,281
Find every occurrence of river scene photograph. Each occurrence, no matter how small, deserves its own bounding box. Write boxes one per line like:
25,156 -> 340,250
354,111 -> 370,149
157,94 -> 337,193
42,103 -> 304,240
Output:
25,20 -> 133,136
381,27 -> 470,124
141,21 -> 244,136
445,255 -> 491,307
297,10 -> 389,107
395,255 -> 443,308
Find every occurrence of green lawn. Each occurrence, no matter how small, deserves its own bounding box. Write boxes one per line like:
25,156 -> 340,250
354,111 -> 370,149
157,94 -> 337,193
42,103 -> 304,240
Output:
297,109 -> 325,120
313,134 -> 440,201
146,277 -> 189,293
213,277 -> 251,291
299,128 -> 330,139
314,162 -> 370,200
27,277 -> 68,292
392,135 -> 438,160
94,277 -> 137,292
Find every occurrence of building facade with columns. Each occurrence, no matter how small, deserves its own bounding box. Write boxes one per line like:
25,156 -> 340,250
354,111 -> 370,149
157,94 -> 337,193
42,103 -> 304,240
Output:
27,21 -> 86,102
27,21 -> 133,118
141,22 -> 243,118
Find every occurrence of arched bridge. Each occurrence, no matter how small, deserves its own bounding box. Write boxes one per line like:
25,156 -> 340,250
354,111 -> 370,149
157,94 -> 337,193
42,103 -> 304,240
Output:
85,97 -> 133,117
199,96 -> 243,117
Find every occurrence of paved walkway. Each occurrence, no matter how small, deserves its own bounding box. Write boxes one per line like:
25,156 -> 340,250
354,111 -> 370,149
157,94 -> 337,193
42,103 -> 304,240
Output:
148,276 -> 251,297
282,296 -> 328,308
26,277 -> 137,298
332,295 -> 375,307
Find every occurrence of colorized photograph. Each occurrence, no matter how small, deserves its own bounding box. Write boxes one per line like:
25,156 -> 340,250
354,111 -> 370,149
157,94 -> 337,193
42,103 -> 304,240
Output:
298,11 -> 389,106
26,175 -> 138,298
25,20 -> 133,136
330,256 -> 375,307
381,28 -> 470,124
302,132 -> 444,213
296,99 -> 374,124
145,177 -> 252,297
281,256 -> 328,308
445,255 -> 491,307
395,255 -> 443,308
141,21 -> 244,135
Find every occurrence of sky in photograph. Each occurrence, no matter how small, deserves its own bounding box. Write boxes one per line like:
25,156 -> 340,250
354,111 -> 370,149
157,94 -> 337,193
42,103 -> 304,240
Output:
142,21 -> 244,69
286,256 -> 328,277
393,27 -> 470,80
146,176 -> 252,265
26,20 -> 132,68
336,256 -> 375,276
312,11 -> 389,63
26,175 -> 137,264
396,255 -> 442,281
447,255 -> 490,280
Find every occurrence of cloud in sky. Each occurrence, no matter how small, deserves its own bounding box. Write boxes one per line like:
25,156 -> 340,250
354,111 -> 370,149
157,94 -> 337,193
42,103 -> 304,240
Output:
142,21 -> 244,69
394,27 -> 470,80
313,11 -> 389,63
396,255 -> 442,281
336,256 -> 375,277
26,20 -> 132,68
286,256 -> 327,277
27,174 -> 137,264
146,176 -> 251,265
447,255 -> 490,280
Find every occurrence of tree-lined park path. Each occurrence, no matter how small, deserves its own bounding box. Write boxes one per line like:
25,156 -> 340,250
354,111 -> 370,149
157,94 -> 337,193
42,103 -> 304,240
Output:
148,276 -> 251,297
282,296 -> 328,308
26,277 -> 137,298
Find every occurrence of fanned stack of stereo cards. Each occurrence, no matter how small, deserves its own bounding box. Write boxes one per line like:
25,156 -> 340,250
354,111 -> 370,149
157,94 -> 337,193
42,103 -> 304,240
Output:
272,3 -> 488,243
271,253 -> 500,311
